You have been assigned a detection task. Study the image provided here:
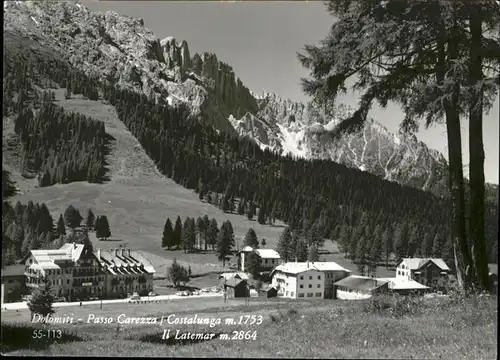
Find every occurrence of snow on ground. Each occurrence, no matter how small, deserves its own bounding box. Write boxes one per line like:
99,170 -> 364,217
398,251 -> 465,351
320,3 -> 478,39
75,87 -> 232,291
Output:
277,124 -> 308,158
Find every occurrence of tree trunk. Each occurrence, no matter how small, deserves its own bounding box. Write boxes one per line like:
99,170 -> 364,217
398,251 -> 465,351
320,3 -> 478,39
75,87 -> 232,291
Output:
440,22 -> 475,292
468,8 -> 489,291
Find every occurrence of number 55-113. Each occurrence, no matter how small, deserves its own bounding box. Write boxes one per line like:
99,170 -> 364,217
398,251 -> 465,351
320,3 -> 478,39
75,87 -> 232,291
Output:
32,329 -> 62,339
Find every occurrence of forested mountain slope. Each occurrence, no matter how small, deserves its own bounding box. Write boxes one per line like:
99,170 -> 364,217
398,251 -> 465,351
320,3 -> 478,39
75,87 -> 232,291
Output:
2,1 -> 498,267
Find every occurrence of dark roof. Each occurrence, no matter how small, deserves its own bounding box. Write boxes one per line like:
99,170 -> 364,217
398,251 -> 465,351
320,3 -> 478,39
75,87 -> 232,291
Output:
1,265 -> 25,277
225,278 -> 247,288
259,285 -> 277,292
334,276 -> 388,291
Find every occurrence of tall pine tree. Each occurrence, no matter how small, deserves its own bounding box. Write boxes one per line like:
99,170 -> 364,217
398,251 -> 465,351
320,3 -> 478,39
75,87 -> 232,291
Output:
162,218 -> 174,249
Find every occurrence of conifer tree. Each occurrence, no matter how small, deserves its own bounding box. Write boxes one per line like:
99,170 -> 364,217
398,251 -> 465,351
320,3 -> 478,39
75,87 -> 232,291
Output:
338,224 -> 351,257
381,229 -> 392,269
257,204 -> 266,225
432,233 -> 444,258
95,215 -> 111,240
202,215 -> 210,251
246,252 -> 262,279
63,205 -> 82,230
56,214 -> 66,236
355,236 -> 367,276
216,224 -> 232,267
167,259 -> 188,288
237,198 -> 246,215
162,218 -> 174,249
393,223 -> 408,261
295,239 -> 308,262
369,234 -> 382,276
181,217 -> 196,253
206,218 -> 219,251
173,216 -> 182,249
244,228 -> 259,248
196,217 -> 205,250
85,209 -> 95,230
276,226 -> 293,262
246,202 -> 255,221
222,220 -> 235,249
308,244 -> 319,262
27,276 -> 55,319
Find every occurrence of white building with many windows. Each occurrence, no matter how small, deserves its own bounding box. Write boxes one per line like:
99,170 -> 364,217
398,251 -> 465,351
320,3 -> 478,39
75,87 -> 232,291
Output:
24,243 -> 155,301
270,262 -> 326,299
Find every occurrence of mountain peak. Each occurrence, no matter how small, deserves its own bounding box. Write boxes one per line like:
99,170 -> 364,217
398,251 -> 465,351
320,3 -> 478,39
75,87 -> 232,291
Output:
4,0 -> 449,195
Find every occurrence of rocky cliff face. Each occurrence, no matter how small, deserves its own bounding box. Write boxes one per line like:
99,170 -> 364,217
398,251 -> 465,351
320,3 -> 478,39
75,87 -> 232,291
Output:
231,93 -> 450,195
4,0 -> 450,194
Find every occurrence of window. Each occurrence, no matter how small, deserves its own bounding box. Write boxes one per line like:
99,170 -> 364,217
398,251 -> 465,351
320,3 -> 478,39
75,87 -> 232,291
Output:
315,292 -> 322,297
398,270 -> 401,276
299,284 -> 303,289
300,276 -> 303,280
318,275 -> 321,280
308,284 -> 312,288
67,279 -> 70,285
309,276 -> 312,280
317,284 -> 321,288
264,259 -> 268,264
285,291 -> 289,296
298,293 -> 304,298
307,292 -> 313,297
291,292 -> 295,297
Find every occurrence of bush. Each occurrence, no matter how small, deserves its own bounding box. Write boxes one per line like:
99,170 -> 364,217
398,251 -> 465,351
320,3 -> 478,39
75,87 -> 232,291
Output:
363,294 -> 424,318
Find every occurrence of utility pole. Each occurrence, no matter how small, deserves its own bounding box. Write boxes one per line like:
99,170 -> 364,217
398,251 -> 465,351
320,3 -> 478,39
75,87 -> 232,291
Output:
224,278 -> 227,303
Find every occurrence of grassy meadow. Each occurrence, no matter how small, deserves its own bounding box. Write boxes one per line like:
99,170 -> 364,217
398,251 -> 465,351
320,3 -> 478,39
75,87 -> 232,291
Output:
1,293 -> 497,358
3,88 -> 397,280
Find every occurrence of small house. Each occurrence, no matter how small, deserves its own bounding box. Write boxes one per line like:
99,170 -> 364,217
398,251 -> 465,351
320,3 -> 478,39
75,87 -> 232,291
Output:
1,265 -> 27,304
378,277 -> 429,296
236,247 -> 282,272
334,275 -> 389,300
225,279 -> 248,298
218,272 -> 249,282
259,285 -> 278,298
396,258 -> 451,292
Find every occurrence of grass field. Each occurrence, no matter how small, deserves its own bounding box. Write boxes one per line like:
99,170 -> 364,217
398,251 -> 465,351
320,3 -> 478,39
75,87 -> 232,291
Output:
3,88 -> 397,280
1,294 -> 497,358
4,89 -> 286,276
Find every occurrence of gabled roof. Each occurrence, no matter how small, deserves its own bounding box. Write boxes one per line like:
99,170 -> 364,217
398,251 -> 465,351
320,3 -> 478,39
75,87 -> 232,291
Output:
398,258 -> 451,271
240,246 -> 254,252
334,275 -> 389,291
309,262 -> 351,272
254,249 -> 281,259
271,261 -> 350,277
219,272 -> 249,281
26,244 -> 86,270
97,249 -> 155,274
378,277 -> 429,290
259,284 -> 277,292
225,278 -> 247,288
271,262 -> 319,276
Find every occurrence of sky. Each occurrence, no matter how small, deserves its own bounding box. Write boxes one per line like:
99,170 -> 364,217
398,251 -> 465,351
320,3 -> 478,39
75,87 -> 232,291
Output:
84,1 -> 499,184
